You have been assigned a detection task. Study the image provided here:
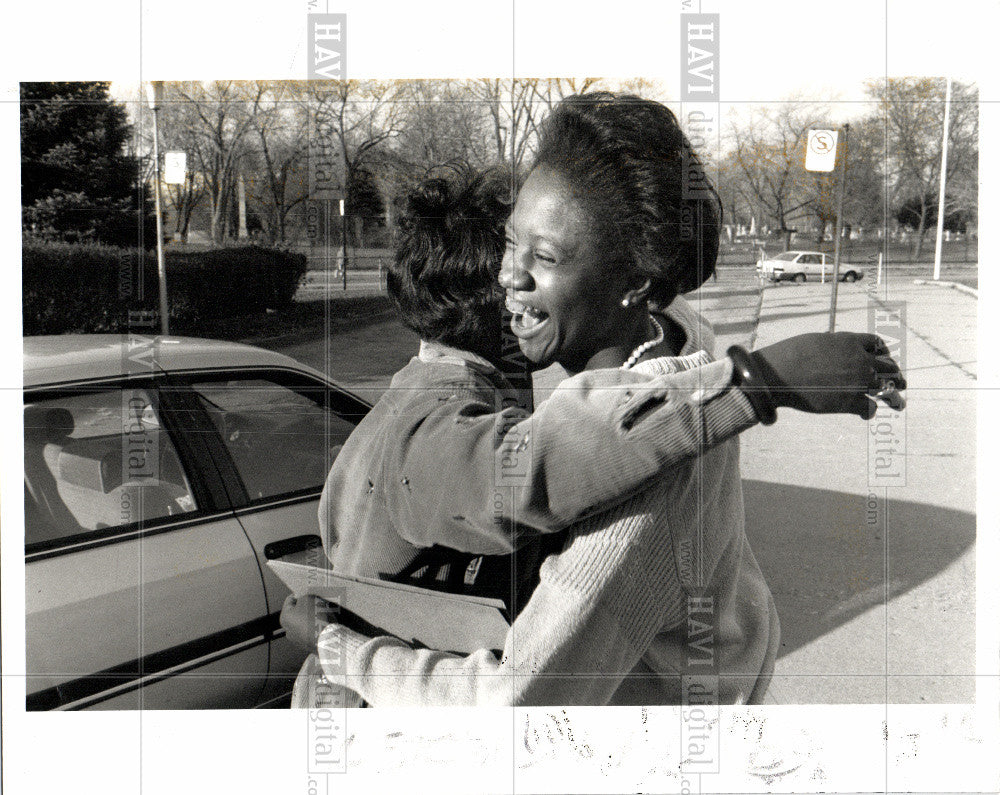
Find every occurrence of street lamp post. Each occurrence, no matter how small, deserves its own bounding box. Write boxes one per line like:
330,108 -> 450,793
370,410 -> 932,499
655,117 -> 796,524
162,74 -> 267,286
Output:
933,77 -> 952,281
146,81 -> 170,335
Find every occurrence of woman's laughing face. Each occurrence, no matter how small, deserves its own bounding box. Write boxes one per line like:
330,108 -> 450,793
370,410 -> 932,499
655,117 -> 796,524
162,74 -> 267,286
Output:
499,166 -> 628,372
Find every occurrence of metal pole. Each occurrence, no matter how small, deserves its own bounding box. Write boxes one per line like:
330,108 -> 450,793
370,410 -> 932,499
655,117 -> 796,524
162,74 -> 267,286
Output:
325,199 -> 332,276
149,83 -> 169,335
933,77 -> 952,281
340,198 -> 348,291
827,123 -> 849,333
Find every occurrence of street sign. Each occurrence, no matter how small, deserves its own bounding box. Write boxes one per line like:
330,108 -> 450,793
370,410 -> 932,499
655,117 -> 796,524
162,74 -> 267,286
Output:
164,151 -> 186,185
805,129 -> 838,172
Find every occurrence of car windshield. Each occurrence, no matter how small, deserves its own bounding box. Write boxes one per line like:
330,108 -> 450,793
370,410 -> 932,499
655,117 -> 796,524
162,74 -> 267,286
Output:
771,252 -> 800,261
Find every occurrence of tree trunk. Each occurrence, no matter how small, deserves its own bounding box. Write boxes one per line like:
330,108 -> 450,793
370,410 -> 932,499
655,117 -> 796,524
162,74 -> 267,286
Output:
913,204 -> 928,260
210,179 -> 231,245
381,185 -> 393,234
210,194 -> 222,244
237,174 -> 248,240
782,228 -> 793,251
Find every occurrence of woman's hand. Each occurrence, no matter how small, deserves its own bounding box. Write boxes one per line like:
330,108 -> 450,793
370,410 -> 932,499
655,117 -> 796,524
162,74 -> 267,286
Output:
280,594 -> 339,650
752,332 -> 906,419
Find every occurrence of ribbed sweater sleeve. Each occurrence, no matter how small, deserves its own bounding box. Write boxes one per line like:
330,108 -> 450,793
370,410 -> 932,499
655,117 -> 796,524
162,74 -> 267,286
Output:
386,357 -> 758,554
316,489 -> 684,706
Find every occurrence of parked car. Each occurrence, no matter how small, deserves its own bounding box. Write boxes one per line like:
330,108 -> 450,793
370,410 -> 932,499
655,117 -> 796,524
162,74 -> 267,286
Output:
23,335 -> 370,710
757,251 -> 864,283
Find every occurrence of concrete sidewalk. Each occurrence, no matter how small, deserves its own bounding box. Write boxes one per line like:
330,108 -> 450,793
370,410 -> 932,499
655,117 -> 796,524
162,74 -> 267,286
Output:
738,279 -> 977,703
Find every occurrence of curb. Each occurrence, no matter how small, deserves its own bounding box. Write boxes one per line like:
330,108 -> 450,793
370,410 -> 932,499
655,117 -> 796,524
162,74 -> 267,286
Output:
912,278 -> 978,298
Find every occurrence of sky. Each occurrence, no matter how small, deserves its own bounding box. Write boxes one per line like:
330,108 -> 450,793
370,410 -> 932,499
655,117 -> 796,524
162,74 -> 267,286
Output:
93,0 -> 992,158
36,0 -> 989,117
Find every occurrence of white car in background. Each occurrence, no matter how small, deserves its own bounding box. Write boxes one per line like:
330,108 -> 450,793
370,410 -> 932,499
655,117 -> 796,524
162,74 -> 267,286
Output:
758,250 -> 864,283
24,335 -> 370,710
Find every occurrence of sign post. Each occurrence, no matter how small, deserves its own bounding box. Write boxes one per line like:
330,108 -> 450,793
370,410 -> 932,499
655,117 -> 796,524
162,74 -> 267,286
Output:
805,126 -> 849,332
826,124 -> 849,332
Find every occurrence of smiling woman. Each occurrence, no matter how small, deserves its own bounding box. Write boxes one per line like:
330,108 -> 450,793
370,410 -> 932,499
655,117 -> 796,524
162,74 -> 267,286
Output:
293,93 -> 908,708
502,165 -> 636,373
501,92 -> 719,374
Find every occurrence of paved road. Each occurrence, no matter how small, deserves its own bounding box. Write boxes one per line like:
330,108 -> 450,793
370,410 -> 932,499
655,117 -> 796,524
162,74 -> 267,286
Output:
296,269 -> 387,299
272,315 -> 419,404
742,278 -> 976,704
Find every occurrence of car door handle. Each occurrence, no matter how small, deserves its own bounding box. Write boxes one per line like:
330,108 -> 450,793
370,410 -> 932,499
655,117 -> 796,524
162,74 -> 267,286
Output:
263,534 -> 323,560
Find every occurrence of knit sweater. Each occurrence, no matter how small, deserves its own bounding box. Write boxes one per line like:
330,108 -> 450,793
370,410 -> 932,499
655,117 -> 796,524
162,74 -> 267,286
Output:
306,302 -> 779,706
320,296 -> 757,589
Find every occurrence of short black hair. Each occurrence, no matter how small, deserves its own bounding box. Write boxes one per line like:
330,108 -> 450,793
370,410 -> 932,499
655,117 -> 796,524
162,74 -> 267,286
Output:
387,169 -> 511,360
531,92 -> 721,305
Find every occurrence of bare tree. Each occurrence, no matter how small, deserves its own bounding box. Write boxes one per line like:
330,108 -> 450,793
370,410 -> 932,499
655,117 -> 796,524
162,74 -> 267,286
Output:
241,81 -> 311,244
306,79 -> 407,248
164,81 -> 261,244
392,80 -> 497,173
726,101 -> 830,250
867,77 -> 978,258
466,78 -> 542,174
716,150 -> 760,234
154,96 -> 207,243
798,116 -> 885,244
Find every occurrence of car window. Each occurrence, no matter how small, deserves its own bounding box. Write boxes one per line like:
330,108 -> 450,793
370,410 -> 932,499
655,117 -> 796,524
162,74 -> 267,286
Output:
24,388 -> 198,547
192,377 -> 354,502
773,252 -> 799,261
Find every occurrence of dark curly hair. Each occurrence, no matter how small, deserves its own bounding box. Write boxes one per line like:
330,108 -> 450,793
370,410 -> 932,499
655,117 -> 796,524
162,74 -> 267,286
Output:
530,92 -> 721,304
387,169 -> 511,360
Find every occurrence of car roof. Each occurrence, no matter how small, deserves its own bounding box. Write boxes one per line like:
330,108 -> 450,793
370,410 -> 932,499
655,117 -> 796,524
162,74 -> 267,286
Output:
763,251 -> 823,261
23,335 -> 330,389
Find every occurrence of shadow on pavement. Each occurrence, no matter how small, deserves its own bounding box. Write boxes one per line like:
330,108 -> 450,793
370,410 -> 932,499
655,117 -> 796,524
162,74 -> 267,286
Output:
689,287 -> 762,300
712,319 -> 759,337
757,308 -> 843,325
742,479 -> 975,659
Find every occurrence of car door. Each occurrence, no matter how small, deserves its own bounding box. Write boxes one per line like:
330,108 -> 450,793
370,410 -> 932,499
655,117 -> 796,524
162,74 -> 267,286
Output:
25,376 -> 270,710
180,368 -> 369,705
800,254 -> 821,276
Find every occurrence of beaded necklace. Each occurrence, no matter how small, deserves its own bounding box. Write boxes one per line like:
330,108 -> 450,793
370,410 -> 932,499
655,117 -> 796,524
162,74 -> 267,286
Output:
621,315 -> 664,370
